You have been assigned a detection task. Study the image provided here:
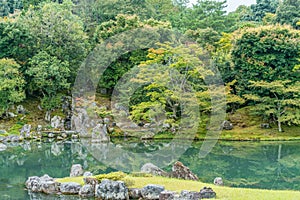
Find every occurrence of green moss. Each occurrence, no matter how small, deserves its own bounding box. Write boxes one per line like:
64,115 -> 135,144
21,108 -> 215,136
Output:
94,171 -> 127,182
8,123 -> 24,135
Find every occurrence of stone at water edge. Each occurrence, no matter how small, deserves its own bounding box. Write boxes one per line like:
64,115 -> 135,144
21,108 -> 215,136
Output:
179,190 -> 202,200
17,105 -> 26,114
0,143 -> 7,151
60,182 -> 82,195
159,190 -> 176,200
141,184 -> 165,200
171,161 -> 199,181
25,174 -> 59,194
95,179 -> 129,200
79,184 -> 95,197
200,187 -> 216,199
70,164 -> 84,177
129,188 -> 142,199
20,124 -> 31,137
83,171 -> 93,177
214,177 -> 223,186
51,115 -> 65,130
141,163 -> 168,177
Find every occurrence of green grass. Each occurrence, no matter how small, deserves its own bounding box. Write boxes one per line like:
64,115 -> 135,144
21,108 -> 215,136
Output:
56,175 -> 300,200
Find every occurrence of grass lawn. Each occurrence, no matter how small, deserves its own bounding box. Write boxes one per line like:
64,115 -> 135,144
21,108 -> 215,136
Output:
56,175 -> 300,200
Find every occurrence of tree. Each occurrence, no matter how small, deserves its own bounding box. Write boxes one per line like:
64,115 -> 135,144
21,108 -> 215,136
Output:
275,0 -> 300,29
231,25 -> 300,96
250,0 -> 279,22
0,58 -> 25,115
244,80 -> 300,132
19,0 -> 89,80
26,51 -> 70,110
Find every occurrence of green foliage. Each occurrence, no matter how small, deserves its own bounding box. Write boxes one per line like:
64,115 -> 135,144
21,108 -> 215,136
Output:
232,25 -> 300,95
0,58 -> 25,115
250,0 -> 279,22
275,0 -> 300,29
26,51 -> 70,110
244,80 -> 300,132
130,172 -> 153,177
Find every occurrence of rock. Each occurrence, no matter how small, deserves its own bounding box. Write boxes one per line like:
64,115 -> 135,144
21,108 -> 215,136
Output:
95,179 -> 129,200
162,123 -> 171,129
103,118 -> 110,124
60,182 -> 82,194
7,112 -> 16,118
92,124 -> 110,142
220,120 -> 233,130
141,163 -> 168,176
179,190 -> 201,200
37,125 -> 43,132
0,129 -> 7,134
79,184 -> 94,197
45,111 -> 51,122
261,123 -> 270,129
25,176 -> 41,192
159,190 -> 176,200
17,105 -> 26,114
40,180 -> 59,194
51,115 -> 65,130
0,143 -> 7,151
71,134 -> 79,139
25,174 -> 58,194
48,133 -> 55,138
214,177 -> 223,186
141,184 -> 165,200
171,161 -> 198,181
83,171 -> 93,177
83,177 -> 98,186
141,132 -> 155,140
70,164 -> 84,177
199,187 -> 216,199
20,124 -> 31,137
129,188 -> 142,199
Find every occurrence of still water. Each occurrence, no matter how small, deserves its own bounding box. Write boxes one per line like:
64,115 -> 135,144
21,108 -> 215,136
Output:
1,139 -> 300,199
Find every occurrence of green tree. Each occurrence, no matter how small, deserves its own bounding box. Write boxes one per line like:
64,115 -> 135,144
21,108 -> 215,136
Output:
0,58 -> 25,115
232,25 -> 300,96
244,80 -> 300,132
250,0 -> 279,22
275,0 -> 300,29
26,51 -> 70,110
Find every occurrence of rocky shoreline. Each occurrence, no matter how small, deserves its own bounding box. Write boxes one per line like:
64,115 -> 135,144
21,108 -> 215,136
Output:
25,163 -> 218,200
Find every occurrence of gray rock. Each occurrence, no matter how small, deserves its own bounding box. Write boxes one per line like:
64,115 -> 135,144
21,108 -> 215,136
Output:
221,120 -> 233,130
37,125 -> 43,132
70,164 -> 84,177
214,177 -> 223,186
25,174 -> 57,194
83,177 -> 98,186
20,124 -> 31,137
92,124 -> 110,142
199,187 -> 216,199
83,171 -> 93,177
51,116 -> 65,130
0,129 -> 7,134
261,123 -> 270,129
60,182 -> 82,194
7,112 -> 16,118
171,161 -> 198,181
141,163 -> 168,176
0,143 -> 7,151
103,118 -> 110,124
79,184 -> 94,197
129,188 -> 142,199
17,105 -> 26,114
45,111 -> 51,122
180,190 -> 201,200
141,184 -> 165,200
159,190 -> 176,200
162,123 -> 171,129
40,180 -> 59,194
25,176 -> 41,192
95,179 -> 129,200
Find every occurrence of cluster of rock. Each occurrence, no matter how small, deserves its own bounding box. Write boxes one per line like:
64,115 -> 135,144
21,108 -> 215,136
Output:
141,161 -> 199,181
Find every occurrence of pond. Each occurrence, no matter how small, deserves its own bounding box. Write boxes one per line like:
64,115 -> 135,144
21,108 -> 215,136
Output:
1,139 -> 300,199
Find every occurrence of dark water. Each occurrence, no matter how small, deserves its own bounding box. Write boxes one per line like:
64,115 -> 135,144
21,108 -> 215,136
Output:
1,139 -> 300,199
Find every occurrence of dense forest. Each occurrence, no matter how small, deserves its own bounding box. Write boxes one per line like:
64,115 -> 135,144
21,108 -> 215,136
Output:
0,0 -> 299,134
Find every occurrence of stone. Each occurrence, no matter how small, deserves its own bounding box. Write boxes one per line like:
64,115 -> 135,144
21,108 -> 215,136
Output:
40,180 -> 59,194
45,111 -> 51,122
0,129 -> 7,134
103,118 -> 110,124
92,123 -> 110,142
129,188 -> 142,199
17,105 -> 26,114
141,163 -> 168,176
0,143 -> 7,151
220,120 -> 233,130
83,171 -> 93,177
60,182 -> 82,194
70,164 -> 84,177
51,115 -> 65,130
95,179 -> 129,200
141,184 -> 165,200
25,174 -> 58,194
261,123 -> 270,129
83,177 -> 98,186
7,112 -> 16,118
214,177 -> 223,186
162,123 -> 171,129
179,190 -> 201,200
25,176 -> 42,192
79,184 -> 94,197
37,125 -> 43,132
20,124 -> 31,137
171,161 -> 198,181
199,187 -> 216,199
159,190 -> 176,200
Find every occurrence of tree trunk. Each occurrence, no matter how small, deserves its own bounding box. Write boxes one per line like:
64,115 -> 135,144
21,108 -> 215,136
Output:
278,120 -> 283,132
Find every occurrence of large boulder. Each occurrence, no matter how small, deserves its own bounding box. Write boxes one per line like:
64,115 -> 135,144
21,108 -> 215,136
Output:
95,179 -> 129,200
141,184 -> 165,200
17,105 -> 26,114
51,115 -> 65,130
220,120 -> 233,130
141,163 -> 168,177
20,124 -> 31,137
60,182 -> 82,194
213,177 -> 223,186
179,190 -> 201,200
70,164 -> 84,177
159,190 -> 176,200
171,161 -> 198,181
79,184 -> 95,197
199,187 -> 216,199
129,188 -> 142,199
25,174 -> 59,194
